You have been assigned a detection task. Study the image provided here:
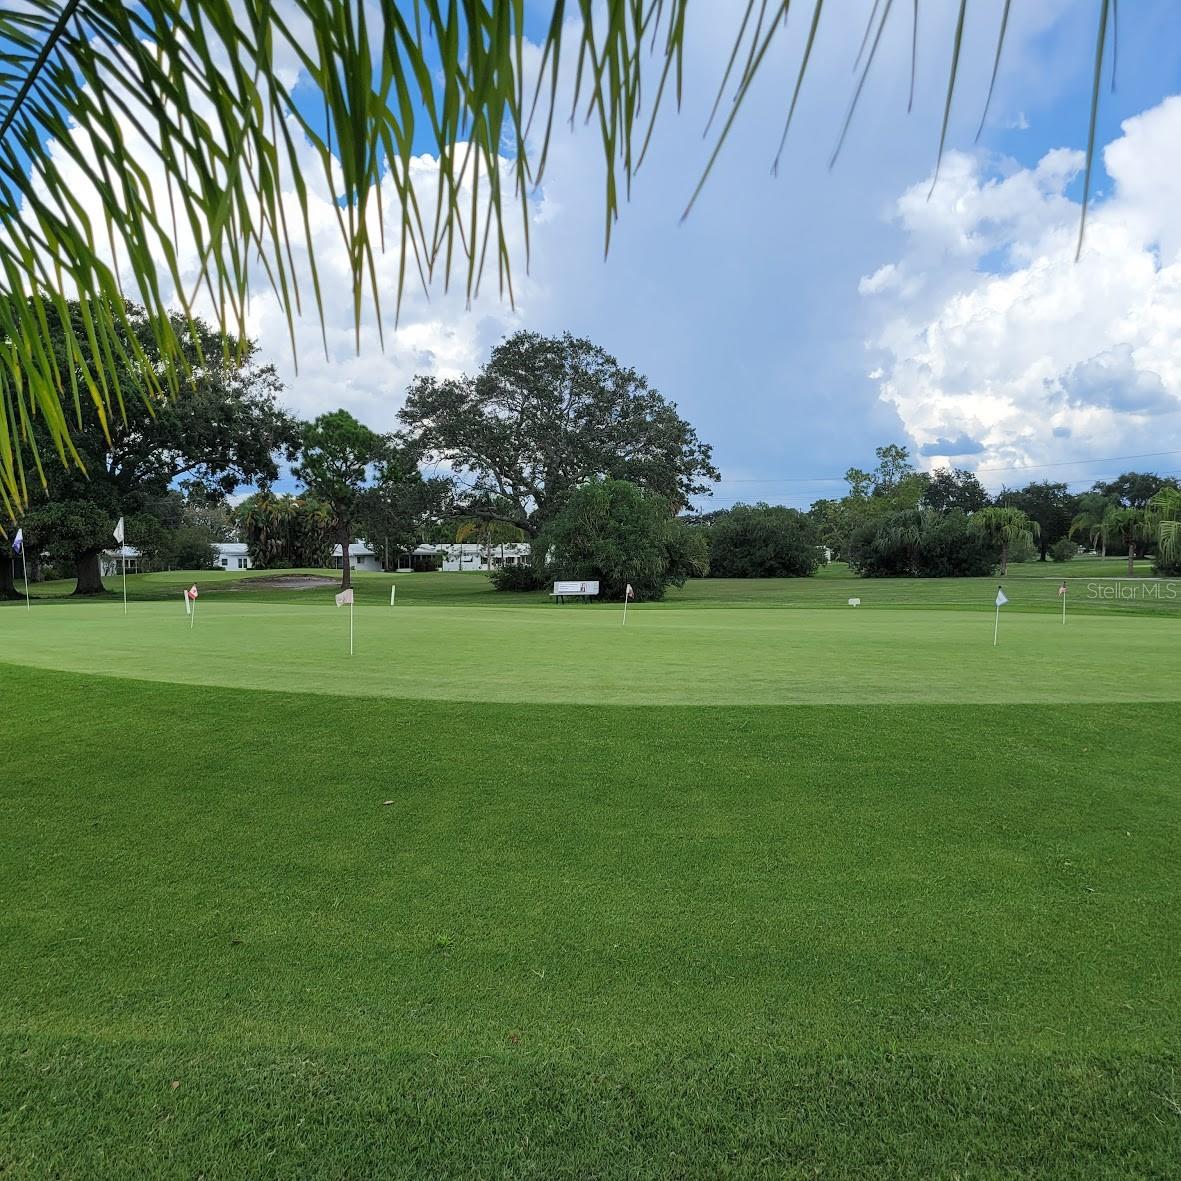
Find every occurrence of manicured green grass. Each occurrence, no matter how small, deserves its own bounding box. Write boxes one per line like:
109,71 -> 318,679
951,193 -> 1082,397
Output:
15,557 -> 1175,619
2,584 -> 1179,1176
2,664 -> 1179,1177
1,598 -> 1179,704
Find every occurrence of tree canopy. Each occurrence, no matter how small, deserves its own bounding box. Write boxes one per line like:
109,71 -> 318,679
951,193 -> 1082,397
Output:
400,332 -> 718,538
707,504 -> 820,579
293,410 -> 390,591
543,478 -> 707,602
17,301 -> 296,593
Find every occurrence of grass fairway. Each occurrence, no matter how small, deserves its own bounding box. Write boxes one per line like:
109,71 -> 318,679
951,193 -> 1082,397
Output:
2,581 -> 1180,1177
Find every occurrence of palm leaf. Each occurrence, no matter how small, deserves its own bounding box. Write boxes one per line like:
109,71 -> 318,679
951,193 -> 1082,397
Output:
0,1 -> 1121,519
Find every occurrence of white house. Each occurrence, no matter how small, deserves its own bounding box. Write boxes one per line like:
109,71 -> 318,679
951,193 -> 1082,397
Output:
214,542 -> 252,571
399,542 -> 531,572
330,542 -> 382,573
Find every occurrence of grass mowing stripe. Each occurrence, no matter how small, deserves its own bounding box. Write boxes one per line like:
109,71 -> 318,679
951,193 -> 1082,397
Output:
2,665 -> 1179,1176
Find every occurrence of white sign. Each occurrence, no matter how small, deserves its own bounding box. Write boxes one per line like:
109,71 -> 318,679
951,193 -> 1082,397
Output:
848,597 -> 861,607
552,581 -> 600,596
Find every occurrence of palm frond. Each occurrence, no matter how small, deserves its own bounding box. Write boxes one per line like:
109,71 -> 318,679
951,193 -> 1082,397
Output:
0,1 -> 1120,519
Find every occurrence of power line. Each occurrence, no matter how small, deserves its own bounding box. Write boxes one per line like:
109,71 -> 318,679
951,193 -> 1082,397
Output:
705,449 -> 1181,486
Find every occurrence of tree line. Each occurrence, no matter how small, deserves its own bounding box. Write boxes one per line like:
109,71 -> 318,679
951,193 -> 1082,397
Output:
4,301 -> 1179,603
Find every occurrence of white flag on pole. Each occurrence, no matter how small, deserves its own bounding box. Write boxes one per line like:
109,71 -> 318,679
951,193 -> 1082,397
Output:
336,588 -> 355,607
113,517 -> 125,544
995,588 -> 1008,607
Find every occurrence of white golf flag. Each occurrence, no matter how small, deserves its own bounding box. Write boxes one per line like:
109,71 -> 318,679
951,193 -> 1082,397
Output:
113,517 -> 125,545
995,588 -> 1008,607
336,588 -> 354,607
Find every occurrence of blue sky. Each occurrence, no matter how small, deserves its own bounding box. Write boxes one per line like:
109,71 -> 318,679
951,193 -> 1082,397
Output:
38,1 -> 1181,510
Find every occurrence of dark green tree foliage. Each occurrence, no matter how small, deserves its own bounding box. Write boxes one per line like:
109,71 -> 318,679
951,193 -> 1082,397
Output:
293,411 -> 390,591
922,468 -> 989,514
1004,481 -> 1075,560
1049,538 -> 1078,562
707,503 -> 820,578
353,447 -> 454,568
171,526 -> 219,570
235,493 -> 332,569
399,332 -> 719,536
1093,472 -> 1178,509
847,510 -> 998,577
18,300 -> 295,594
542,479 -> 707,601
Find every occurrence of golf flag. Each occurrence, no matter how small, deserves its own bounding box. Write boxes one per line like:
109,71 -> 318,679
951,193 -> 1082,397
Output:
625,584 -> 634,600
113,517 -> 125,545
12,527 -> 29,611
337,587 -> 355,655
1058,582 -> 1067,596
183,590 -> 191,615
993,585 -> 1007,647
186,584 -> 198,629
995,588 -> 1008,607
188,584 -> 199,600
621,583 -> 634,626
1059,579 -> 1068,624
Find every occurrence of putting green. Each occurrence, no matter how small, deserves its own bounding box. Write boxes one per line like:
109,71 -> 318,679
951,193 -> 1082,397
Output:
1,600 -> 1177,704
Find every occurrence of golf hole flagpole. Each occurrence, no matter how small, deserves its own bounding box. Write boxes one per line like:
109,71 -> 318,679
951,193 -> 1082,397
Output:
993,584 -> 1007,647
1060,579 -> 1067,625
337,587 -> 355,654
622,582 -> 634,626
113,517 -> 127,614
188,584 -> 198,631
13,528 -> 30,612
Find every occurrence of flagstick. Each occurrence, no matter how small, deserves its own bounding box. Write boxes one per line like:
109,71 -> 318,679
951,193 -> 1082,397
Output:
190,597 -> 196,631
993,602 -> 1000,647
622,595 -> 628,627
21,549 -> 30,612
121,544 -> 128,614
349,600 -> 355,655
1062,586 -> 1067,625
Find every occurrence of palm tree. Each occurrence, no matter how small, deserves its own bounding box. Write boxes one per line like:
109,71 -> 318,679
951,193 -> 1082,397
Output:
1149,487 -> 1181,567
1104,507 -> 1153,577
1069,493 -> 1118,559
970,507 -> 1039,576
1,2 -> 1125,521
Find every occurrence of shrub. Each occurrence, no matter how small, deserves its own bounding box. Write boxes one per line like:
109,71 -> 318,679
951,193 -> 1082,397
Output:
707,504 -> 820,578
1049,537 -> 1078,562
489,563 -> 546,592
542,478 -> 702,601
847,510 -> 998,577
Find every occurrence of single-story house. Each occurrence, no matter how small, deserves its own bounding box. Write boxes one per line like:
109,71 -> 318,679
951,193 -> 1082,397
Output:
329,542 -> 383,574
215,542 -> 252,571
102,542 -> 253,575
397,542 -> 531,573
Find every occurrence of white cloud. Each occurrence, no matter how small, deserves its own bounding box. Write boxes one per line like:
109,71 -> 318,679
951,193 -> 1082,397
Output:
861,95 -> 1181,481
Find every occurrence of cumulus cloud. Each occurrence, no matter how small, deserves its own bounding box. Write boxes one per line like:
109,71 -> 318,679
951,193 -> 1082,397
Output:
861,94 -> 1181,479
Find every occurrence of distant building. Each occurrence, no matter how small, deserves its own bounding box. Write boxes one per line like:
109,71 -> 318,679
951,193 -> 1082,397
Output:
396,542 -> 531,573
214,543 -> 252,571
330,542 -> 382,574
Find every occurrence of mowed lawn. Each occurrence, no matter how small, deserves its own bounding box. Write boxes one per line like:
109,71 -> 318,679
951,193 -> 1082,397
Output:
2,587 -> 1180,1177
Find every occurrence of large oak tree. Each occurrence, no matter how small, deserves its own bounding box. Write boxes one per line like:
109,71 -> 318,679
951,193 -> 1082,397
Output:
19,301 -> 297,594
399,332 -> 719,539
